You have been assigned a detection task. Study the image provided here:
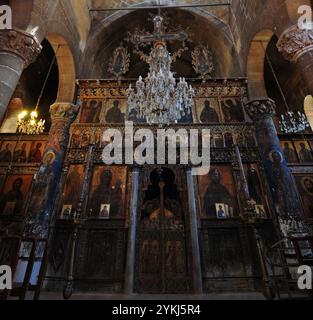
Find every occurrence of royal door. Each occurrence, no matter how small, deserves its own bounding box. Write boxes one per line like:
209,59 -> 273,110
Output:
135,167 -> 190,293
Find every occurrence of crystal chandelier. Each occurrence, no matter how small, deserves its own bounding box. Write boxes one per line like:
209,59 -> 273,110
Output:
17,46 -> 60,135
127,41 -> 195,124
17,110 -> 45,135
279,111 -> 310,134
262,41 -> 309,134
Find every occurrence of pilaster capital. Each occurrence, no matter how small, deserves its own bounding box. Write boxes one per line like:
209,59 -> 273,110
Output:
0,29 -> 42,67
49,102 -> 79,124
277,25 -> 313,63
244,98 -> 276,121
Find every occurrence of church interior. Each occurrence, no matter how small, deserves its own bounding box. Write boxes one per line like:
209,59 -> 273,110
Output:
0,0 -> 313,300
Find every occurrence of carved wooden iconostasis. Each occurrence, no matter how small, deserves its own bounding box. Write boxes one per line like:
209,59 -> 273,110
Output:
3,78 -> 312,295
44,78 -> 274,294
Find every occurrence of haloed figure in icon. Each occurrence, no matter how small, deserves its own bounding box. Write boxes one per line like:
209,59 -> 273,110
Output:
0,178 -> 24,215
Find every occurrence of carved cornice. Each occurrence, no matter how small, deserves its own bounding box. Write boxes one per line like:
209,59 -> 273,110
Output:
277,25 -> 313,63
0,29 -> 42,67
50,102 -> 79,124
244,98 -> 276,121
76,79 -> 248,99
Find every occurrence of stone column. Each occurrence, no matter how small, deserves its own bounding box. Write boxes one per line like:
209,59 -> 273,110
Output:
277,26 -> 313,94
124,166 -> 140,295
186,168 -> 203,294
0,29 -> 41,122
244,98 -> 303,219
26,103 -> 79,237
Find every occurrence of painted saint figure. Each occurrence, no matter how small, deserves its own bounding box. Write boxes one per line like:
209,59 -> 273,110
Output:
283,142 -> 298,163
105,100 -> 125,123
86,100 -> 101,123
28,143 -> 42,163
13,143 -> 27,162
89,169 -> 123,217
247,165 -> 263,204
200,100 -> 219,123
202,168 -> 234,217
63,166 -> 82,207
0,178 -> 24,215
0,143 -> 13,162
298,143 -> 313,163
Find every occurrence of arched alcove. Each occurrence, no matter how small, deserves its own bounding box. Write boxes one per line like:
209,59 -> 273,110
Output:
46,34 -> 76,103
247,30 -> 273,98
82,8 -> 241,79
0,39 -> 59,133
0,34 -> 76,133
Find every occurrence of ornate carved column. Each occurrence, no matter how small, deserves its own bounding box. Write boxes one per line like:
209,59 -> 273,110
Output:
0,29 -> 41,122
124,166 -> 140,295
26,103 -> 79,237
244,98 -> 303,219
277,26 -> 313,94
186,168 -> 203,294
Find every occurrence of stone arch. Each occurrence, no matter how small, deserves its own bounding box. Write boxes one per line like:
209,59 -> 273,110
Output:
82,7 -> 241,78
247,30 -> 274,98
45,34 -> 76,103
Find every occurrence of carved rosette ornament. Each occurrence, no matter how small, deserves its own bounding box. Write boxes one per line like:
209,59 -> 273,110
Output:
277,25 -> 313,63
244,98 -> 276,121
0,29 -> 42,67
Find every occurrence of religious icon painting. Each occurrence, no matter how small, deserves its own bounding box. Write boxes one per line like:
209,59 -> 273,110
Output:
28,141 -> 46,163
195,98 -> 221,124
0,141 -> 17,163
244,164 -> 267,207
99,204 -> 110,219
88,166 -> 127,218
0,174 -> 33,216
60,205 -> 72,220
80,99 -> 104,124
198,166 -> 237,218
71,129 -> 81,148
13,141 -> 32,163
104,99 -> 127,124
280,141 -> 298,164
294,175 -> 313,220
61,165 -> 84,212
215,203 -> 227,219
220,97 -> 245,123
294,141 -> 313,163
255,205 -> 267,219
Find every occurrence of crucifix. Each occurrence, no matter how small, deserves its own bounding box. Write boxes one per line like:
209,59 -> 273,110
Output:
131,2 -> 188,46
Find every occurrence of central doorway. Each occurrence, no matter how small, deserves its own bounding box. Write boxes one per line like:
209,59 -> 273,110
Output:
135,167 -> 190,294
